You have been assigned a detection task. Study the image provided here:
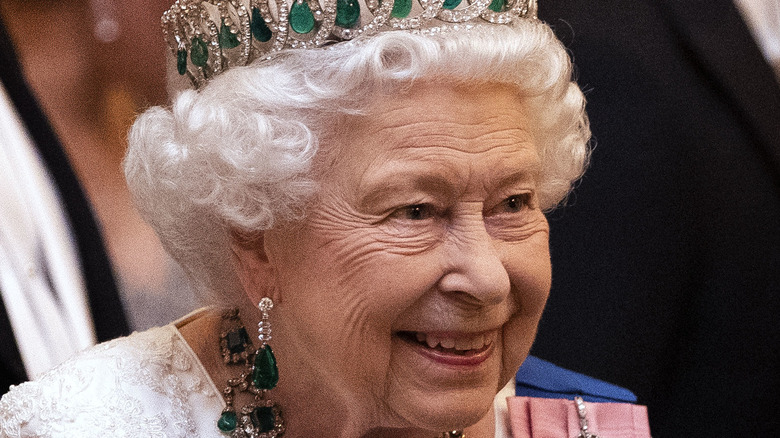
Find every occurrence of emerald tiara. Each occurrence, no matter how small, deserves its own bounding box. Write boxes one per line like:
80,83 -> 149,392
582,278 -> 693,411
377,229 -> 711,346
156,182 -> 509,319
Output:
162,0 -> 538,88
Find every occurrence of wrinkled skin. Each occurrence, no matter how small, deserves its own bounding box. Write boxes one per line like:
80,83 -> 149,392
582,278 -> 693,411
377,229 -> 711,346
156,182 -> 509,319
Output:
235,82 -> 552,437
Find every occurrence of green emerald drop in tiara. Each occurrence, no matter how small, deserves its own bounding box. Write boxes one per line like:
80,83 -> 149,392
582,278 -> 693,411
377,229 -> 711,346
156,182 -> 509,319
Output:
162,0 -> 538,88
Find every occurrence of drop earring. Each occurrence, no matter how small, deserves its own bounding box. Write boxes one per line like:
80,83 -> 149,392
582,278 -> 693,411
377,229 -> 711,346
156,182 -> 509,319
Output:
217,299 -> 285,437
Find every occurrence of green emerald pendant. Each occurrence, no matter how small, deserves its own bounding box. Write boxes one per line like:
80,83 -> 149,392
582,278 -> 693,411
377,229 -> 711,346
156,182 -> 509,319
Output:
252,345 -> 279,390
176,48 -> 187,75
442,0 -> 462,9
250,406 -> 276,433
289,1 -> 315,34
390,0 -> 412,18
190,37 -> 209,67
335,0 -> 360,28
217,411 -> 237,433
488,0 -> 505,12
251,7 -> 273,42
219,19 -> 240,49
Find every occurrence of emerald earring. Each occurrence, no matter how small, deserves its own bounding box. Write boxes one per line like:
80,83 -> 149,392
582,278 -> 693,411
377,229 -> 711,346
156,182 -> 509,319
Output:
253,298 -> 279,390
217,299 -> 285,436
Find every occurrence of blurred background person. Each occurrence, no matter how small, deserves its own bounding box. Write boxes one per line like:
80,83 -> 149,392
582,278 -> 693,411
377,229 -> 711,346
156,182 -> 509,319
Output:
0,0 -> 198,331
0,17 -> 129,395
531,0 -> 780,436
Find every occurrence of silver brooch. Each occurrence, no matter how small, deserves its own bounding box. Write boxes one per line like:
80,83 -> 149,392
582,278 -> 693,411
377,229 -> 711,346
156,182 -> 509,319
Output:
574,396 -> 599,438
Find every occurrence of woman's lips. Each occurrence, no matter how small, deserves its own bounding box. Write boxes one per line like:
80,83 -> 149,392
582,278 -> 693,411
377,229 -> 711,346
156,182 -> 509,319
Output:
397,330 -> 495,366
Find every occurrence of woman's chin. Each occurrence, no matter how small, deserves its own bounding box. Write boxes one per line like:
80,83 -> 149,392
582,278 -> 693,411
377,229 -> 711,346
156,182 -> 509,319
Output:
406,397 -> 493,433
384,380 -> 497,433
382,331 -> 503,430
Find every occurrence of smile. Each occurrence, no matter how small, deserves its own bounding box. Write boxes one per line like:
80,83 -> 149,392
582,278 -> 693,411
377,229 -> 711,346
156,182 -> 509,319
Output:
397,331 -> 494,357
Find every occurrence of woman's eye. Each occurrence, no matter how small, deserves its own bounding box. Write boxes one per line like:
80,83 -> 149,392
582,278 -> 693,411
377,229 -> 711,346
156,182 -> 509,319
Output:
498,194 -> 530,213
393,204 -> 435,221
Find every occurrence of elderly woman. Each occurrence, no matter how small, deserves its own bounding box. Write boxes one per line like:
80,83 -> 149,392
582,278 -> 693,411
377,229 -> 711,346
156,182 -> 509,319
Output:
0,0 -> 648,436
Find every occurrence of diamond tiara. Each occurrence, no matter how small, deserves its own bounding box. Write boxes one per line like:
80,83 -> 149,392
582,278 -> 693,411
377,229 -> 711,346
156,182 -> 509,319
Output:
162,0 -> 538,88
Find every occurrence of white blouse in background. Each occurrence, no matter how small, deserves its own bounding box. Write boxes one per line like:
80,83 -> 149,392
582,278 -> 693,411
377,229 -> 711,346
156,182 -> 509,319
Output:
0,84 -> 96,379
733,0 -> 780,76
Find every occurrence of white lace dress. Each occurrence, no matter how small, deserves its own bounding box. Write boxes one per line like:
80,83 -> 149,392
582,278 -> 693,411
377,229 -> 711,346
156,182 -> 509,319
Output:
0,323 -> 225,438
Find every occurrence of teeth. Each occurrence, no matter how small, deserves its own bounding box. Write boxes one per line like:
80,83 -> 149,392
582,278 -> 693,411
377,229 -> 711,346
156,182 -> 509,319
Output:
454,338 -> 472,351
454,334 -> 487,351
412,332 -> 490,351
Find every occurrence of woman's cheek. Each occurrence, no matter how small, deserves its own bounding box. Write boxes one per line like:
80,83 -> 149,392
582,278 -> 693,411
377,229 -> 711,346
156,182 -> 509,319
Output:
500,316 -> 539,384
502,250 -> 550,339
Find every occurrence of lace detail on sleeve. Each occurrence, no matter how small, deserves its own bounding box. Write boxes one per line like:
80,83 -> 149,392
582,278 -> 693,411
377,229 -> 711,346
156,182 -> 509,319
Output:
0,326 -> 221,438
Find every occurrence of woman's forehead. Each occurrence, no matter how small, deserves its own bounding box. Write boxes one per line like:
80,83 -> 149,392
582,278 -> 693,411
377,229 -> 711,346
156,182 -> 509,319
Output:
336,82 -> 530,146
320,82 -> 539,196
367,81 -> 526,124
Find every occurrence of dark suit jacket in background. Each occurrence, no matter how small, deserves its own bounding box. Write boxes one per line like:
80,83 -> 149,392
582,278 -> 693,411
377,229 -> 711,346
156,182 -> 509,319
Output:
532,0 -> 780,436
0,19 -> 129,395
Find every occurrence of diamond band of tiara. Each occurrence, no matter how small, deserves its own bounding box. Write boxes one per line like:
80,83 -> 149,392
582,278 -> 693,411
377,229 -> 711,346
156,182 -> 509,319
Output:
162,0 -> 538,87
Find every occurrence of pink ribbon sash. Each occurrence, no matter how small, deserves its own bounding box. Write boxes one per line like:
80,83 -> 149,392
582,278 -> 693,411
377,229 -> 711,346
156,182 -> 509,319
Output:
507,396 -> 652,437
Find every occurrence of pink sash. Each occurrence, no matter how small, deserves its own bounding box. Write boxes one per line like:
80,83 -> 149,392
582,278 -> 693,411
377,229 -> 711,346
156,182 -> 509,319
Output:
507,396 -> 652,437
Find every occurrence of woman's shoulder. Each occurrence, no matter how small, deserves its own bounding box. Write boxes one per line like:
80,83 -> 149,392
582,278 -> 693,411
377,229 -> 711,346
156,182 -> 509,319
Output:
0,324 -> 223,438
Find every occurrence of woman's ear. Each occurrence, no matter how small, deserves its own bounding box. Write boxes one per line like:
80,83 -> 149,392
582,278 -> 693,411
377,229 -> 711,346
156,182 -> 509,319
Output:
229,230 -> 276,305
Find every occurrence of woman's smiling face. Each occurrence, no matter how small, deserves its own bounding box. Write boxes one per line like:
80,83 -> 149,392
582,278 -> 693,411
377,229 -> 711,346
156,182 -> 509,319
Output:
262,82 -> 551,434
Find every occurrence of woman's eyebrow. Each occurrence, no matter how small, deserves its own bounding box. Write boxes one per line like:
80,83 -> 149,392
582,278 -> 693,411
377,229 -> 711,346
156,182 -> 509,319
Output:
358,171 -> 456,207
357,160 -> 542,208
490,166 -> 542,191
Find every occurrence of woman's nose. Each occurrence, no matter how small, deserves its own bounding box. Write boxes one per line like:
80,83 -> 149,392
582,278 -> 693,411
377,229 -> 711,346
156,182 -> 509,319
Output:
437,219 -> 511,307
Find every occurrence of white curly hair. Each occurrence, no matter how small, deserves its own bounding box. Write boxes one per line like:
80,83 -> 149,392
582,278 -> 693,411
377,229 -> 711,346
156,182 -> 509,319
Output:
125,19 -> 590,303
